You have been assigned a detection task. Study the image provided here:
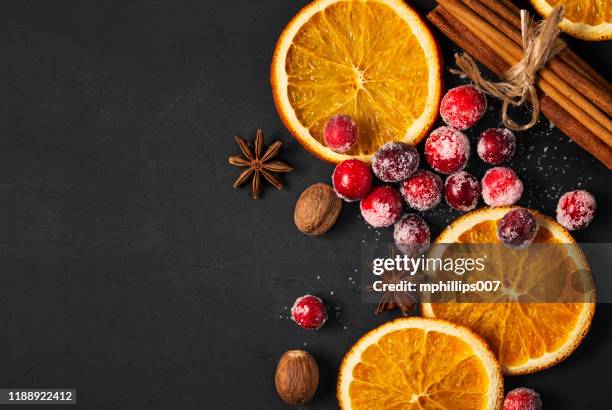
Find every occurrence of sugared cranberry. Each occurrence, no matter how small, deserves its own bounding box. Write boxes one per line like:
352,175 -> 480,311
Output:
371,142 -> 419,182
440,84 -> 487,130
478,128 -> 516,164
444,171 -> 480,212
360,185 -> 403,228
556,190 -> 596,231
324,115 -> 358,153
425,126 -> 470,175
393,214 -> 431,256
400,170 -> 443,211
503,387 -> 542,410
291,295 -> 327,330
497,208 -> 538,249
332,158 -> 373,202
482,167 -> 523,206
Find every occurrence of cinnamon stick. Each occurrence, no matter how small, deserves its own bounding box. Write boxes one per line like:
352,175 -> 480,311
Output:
460,0 -> 522,44
477,0 -> 612,93
428,8 -> 612,169
461,0 -> 612,116
561,49 -> 612,93
437,0 -> 612,148
431,10 -> 507,74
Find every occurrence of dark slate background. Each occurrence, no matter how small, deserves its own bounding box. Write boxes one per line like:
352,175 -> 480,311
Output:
0,0 -> 610,409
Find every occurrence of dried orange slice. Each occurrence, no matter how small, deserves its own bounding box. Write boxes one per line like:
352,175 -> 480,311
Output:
337,317 -> 503,409
531,0 -> 612,40
271,0 -> 442,163
422,207 -> 595,375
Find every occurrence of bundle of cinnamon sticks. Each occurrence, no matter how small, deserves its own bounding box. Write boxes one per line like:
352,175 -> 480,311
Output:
427,0 -> 612,169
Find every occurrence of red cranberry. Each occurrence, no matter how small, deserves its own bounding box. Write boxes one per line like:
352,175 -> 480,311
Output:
400,170 -> 443,211
503,387 -> 542,410
497,208 -> 538,249
440,84 -> 487,130
360,185 -> 403,228
425,126 -> 470,175
556,190 -> 596,231
444,171 -> 480,212
477,128 -> 516,164
324,115 -> 358,153
371,142 -> 419,182
332,158 -> 373,202
393,214 -> 431,256
291,295 -> 327,330
482,167 -> 523,206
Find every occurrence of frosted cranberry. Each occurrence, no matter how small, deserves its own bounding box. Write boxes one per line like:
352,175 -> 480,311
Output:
444,171 -> 480,212
393,214 -> 431,256
497,208 -> 538,249
291,295 -> 327,330
477,128 -> 516,164
503,387 -> 542,410
440,84 -> 487,130
360,185 -> 403,228
371,142 -> 419,182
482,167 -> 523,206
425,126 -> 470,175
400,170 -> 443,211
332,158 -> 373,202
324,115 -> 358,153
556,190 -> 596,231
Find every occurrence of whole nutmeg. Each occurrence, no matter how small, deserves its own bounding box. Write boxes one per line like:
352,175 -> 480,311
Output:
274,350 -> 319,406
294,183 -> 342,236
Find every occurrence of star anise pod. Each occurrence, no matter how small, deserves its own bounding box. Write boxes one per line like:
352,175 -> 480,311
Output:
369,246 -> 423,316
228,129 -> 292,199
374,270 -> 419,316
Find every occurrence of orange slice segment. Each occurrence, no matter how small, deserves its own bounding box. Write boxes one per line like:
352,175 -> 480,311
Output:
271,0 -> 442,163
531,0 -> 612,40
337,317 -> 503,410
422,207 -> 595,375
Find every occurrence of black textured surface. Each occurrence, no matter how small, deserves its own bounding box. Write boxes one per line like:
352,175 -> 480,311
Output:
0,1 -> 610,409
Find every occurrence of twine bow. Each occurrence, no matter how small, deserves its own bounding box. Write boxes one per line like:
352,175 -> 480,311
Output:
451,6 -> 565,131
